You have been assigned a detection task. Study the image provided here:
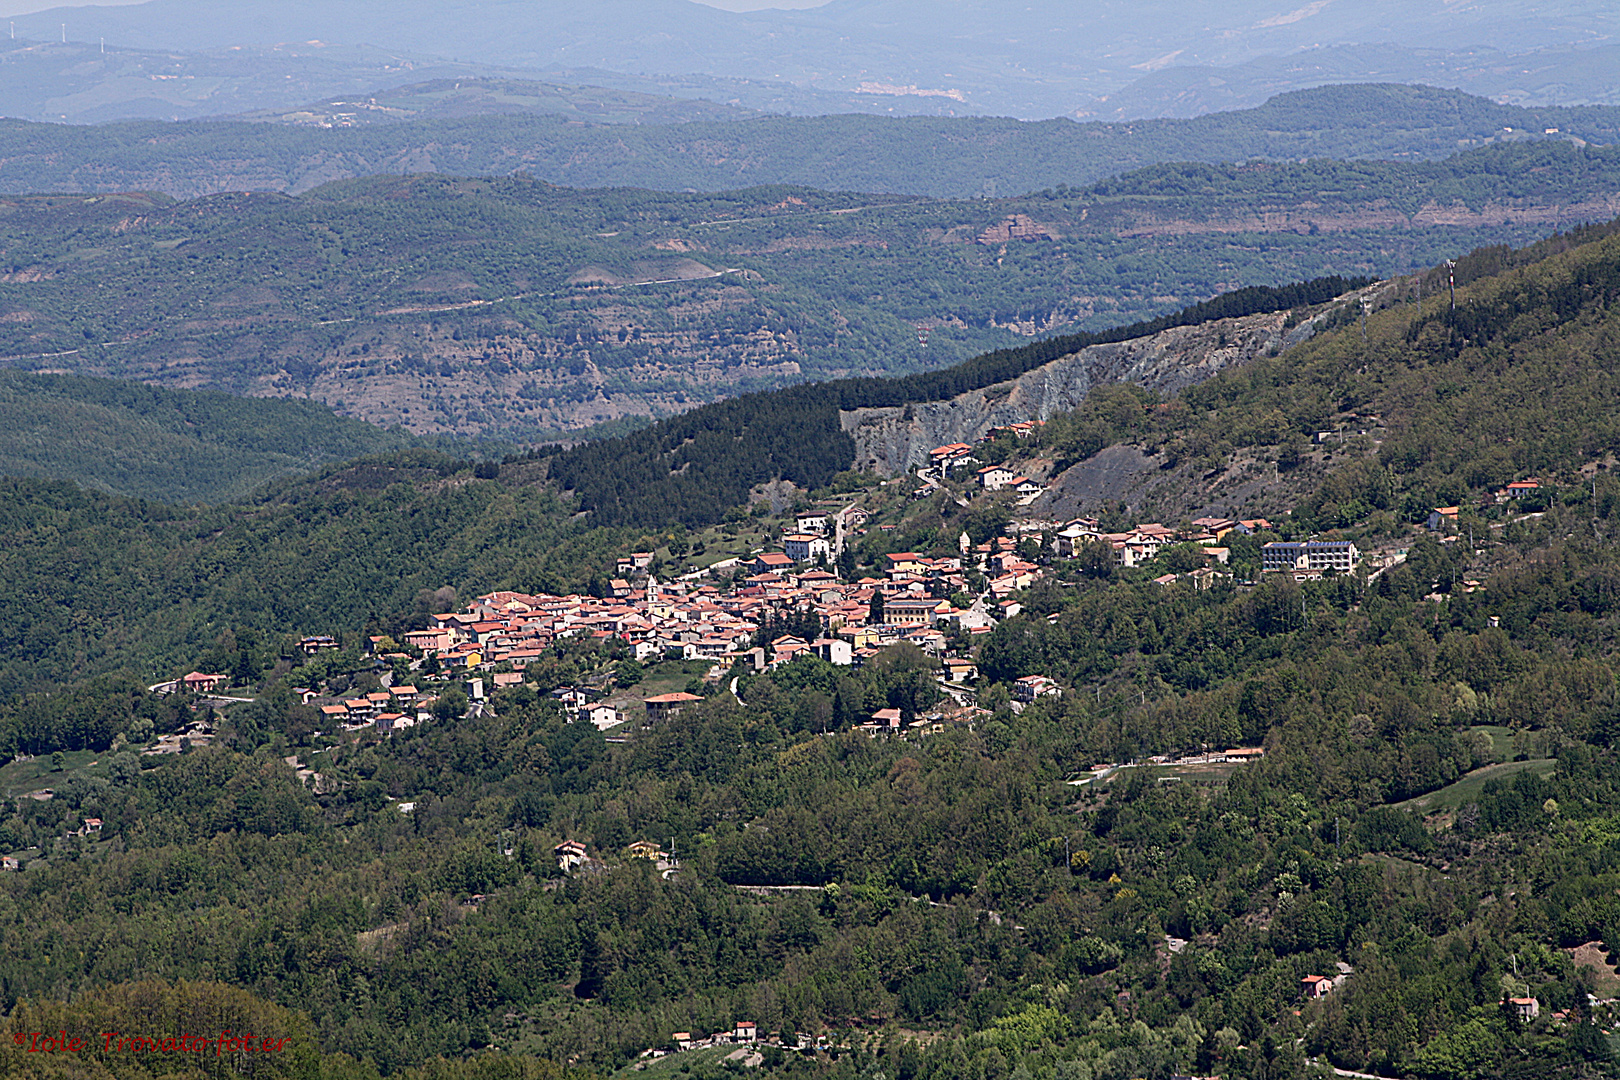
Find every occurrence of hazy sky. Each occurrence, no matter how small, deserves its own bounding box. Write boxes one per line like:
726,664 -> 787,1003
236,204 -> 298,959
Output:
0,0 -> 834,15
0,0 -> 141,14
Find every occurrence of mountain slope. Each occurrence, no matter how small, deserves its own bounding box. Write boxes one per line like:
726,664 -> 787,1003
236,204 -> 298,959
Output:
552,217 -> 1620,534
0,370 -> 420,503
1017,219 -> 1620,528
2,144 -> 1615,440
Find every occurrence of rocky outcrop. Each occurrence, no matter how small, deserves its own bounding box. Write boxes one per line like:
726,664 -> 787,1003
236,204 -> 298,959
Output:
977,214 -> 1059,244
841,306 -> 1329,476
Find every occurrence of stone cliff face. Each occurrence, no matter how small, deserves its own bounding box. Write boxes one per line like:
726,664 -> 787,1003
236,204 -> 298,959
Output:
841,307 -> 1326,476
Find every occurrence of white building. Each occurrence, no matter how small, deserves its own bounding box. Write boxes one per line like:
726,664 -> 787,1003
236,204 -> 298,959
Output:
977,465 -> 1016,491
782,533 -> 831,562
1261,541 -> 1360,575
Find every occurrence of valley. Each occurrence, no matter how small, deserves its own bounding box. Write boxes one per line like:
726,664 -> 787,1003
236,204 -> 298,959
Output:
0,203 -> 1617,1080
4,25 -> 1620,1079
2,141 -> 1616,441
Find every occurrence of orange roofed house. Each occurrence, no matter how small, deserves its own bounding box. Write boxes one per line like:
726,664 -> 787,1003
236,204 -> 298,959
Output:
644,692 -> 702,724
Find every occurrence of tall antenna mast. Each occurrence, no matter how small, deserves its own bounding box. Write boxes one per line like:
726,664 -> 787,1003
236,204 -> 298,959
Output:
1445,259 -> 1457,315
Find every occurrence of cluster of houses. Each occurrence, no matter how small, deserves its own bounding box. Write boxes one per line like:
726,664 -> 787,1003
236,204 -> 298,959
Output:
390,542 -> 1037,736
639,1020 -> 835,1064
1428,477 -> 1549,531
311,685 -> 429,734
922,439 -> 1048,505
390,504 -> 1369,734
406,540 -> 1024,692
554,838 -> 680,878
927,425 -> 1044,472
974,465 -> 1046,503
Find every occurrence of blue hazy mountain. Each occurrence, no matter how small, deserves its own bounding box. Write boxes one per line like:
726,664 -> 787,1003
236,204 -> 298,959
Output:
9,0 -> 1617,120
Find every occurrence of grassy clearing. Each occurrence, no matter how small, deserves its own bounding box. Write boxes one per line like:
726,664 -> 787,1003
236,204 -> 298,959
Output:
631,660 -> 715,699
1568,942 -> 1620,999
611,1045 -> 741,1080
0,748 -> 109,800
1469,724 -> 1519,760
1393,758 -> 1556,813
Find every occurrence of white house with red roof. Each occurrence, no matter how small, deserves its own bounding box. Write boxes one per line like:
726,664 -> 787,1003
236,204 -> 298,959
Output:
181,672 -> 228,694
977,465 -> 1016,491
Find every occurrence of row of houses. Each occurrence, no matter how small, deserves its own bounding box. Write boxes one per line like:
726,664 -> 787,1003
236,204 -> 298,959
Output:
1039,515 -> 1362,579
314,685 -> 425,729
1048,518 -> 1237,569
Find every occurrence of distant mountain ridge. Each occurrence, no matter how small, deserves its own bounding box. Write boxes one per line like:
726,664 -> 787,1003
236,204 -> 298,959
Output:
1090,41 -> 1620,120
8,0 -> 1617,120
1,84 -> 1615,200
0,38 -> 957,126
2,142 -> 1614,444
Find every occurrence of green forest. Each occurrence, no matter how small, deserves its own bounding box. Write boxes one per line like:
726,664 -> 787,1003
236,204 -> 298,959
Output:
0,370 -> 449,503
1,211 -> 1620,1080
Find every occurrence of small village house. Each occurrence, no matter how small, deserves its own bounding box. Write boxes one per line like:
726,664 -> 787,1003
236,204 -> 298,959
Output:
555,840 -> 588,872
1510,997 -> 1540,1021
644,692 -> 702,724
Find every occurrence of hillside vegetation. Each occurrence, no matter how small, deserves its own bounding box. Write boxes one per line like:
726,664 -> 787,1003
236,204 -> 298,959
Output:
2,140 -> 1615,439
0,370 -> 430,503
552,216 -> 1620,531
5,224 -> 1620,1080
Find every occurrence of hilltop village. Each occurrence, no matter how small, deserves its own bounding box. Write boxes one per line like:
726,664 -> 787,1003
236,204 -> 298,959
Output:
303,474 -> 1379,738
154,420 -> 1567,753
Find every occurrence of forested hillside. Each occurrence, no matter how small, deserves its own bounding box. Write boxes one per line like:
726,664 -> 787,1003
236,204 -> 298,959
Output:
0,370 -> 435,503
550,214 -> 1620,531
2,140 -> 1614,440
1,84 -> 1614,200
3,220 -> 1620,1080
0,452 -> 632,702
549,276 -> 1370,527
